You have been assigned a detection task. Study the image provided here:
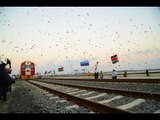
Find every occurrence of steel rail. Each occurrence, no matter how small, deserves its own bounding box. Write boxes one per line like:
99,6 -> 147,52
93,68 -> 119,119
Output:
27,81 -> 131,113
42,77 -> 160,83
37,80 -> 160,101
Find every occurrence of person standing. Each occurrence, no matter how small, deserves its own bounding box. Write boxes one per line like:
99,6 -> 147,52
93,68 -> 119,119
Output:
96,71 -> 99,79
112,69 -> 117,80
99,71 -> 103,80
0,59 -> 12,101
146,69 -> 150,77
94,72 -> 97,79
5,59 -> 12,92
123,71 -> 127,77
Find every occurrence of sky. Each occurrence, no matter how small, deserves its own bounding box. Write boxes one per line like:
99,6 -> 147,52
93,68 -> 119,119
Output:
0,7 -> 160,75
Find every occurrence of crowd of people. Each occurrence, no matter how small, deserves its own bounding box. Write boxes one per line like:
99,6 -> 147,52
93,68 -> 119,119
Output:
94,69 -> 118,80
94,69 -> 150,80
0,59 -> 14,102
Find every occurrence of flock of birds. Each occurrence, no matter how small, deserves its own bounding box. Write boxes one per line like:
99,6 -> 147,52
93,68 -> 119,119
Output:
0,7 -> 160,73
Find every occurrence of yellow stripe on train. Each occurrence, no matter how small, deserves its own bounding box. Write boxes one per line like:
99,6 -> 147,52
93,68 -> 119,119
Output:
21,75 -> 35,80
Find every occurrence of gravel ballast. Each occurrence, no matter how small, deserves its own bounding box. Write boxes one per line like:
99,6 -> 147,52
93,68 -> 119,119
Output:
0,79 -> 92,113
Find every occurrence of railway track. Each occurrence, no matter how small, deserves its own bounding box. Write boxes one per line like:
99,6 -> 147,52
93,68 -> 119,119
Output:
27,80 -> 160,113
37,80 -> 160,101
27,80 -> 130,113
37,79 -> 160,94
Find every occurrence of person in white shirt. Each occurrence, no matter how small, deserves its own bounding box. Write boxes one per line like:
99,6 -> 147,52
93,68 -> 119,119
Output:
112,69 -> 117,80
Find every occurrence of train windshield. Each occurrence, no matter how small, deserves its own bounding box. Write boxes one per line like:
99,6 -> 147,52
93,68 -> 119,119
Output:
22,64 -> 34,68
25,65 -> 33,68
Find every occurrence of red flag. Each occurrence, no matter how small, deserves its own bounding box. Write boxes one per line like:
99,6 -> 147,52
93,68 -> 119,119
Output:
58,67 -> 64,72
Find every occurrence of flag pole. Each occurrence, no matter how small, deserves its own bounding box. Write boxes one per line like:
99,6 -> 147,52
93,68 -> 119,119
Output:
71,61 -> 73,75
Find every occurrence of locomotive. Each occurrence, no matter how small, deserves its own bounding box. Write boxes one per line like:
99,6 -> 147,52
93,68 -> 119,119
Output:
20,60 -> 35,80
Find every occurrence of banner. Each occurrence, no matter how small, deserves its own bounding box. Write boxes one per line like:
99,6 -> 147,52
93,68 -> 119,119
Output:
58,67 -> 64,72
80,60 -> 89,66
111,54 -> 119,64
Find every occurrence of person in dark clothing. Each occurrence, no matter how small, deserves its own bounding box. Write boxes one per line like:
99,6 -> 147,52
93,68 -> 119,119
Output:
123,71 -> 127,77
4,59 -> 12,92
5,68 -> 12,92
146,69 -> 150,77
94,72 -> 97,79
96,71 -> 99,79
94,71 -> 99,79
0,59 -> 13,101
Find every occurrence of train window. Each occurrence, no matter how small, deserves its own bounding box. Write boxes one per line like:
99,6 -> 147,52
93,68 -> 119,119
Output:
25,64 -> 33,68
25,65 -> 30,68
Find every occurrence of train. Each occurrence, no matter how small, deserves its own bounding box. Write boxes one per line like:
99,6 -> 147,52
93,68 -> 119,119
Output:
20,60 -> 35,80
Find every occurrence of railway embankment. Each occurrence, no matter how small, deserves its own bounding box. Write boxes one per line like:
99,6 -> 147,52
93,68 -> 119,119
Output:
42,72 -> 160,80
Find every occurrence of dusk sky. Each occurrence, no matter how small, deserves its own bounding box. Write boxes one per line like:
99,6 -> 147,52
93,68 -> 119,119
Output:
0,7 -> 160,75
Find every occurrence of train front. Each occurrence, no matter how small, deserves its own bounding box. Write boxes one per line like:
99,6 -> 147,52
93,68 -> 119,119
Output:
20,61 -> 35,80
